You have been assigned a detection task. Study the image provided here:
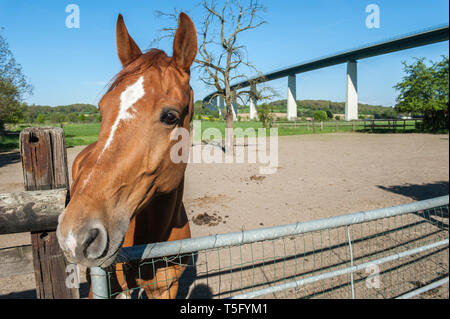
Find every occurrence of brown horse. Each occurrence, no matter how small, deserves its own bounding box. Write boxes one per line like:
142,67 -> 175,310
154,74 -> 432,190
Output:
56,13 -> 197,298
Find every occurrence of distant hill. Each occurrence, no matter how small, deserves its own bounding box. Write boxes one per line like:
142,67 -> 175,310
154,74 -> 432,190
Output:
27,103 -> 98,115
199,98 -> 397,119
24,103 -> 99,123
268,99 -> 393,115
235,99 -> 396,118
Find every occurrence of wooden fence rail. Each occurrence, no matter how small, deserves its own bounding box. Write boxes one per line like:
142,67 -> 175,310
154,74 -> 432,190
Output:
0,189 -> 67,234
272,118 -> 422,133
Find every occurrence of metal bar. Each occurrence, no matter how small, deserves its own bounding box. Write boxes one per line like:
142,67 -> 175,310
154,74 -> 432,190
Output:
395,277 -> 449,299
347,226 -> 355,299
229,239 -> 449,299
90,267 -> 109,299
118,196 -> 449,261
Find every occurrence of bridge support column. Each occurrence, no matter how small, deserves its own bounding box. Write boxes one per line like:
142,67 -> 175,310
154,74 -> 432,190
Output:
345,60 -> 358,121
232,101 -> 238,121
218,96 -> 224,117
249,84 -> 257,120
287,75 -> 297,121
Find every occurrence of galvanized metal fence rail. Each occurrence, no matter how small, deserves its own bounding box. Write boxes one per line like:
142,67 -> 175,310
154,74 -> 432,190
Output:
91,196 -> 449,299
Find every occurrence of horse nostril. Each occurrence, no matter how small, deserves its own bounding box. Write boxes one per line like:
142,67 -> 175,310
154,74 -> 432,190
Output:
82,225 -> 108,260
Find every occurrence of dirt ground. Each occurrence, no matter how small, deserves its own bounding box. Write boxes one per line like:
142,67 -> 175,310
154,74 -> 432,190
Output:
0,133 -> 448,298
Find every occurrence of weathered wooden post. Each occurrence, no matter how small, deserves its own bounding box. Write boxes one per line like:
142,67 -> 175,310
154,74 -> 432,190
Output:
20,127 -> 78,299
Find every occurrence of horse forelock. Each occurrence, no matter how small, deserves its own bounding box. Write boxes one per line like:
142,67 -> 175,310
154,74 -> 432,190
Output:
106,49 -> 171,95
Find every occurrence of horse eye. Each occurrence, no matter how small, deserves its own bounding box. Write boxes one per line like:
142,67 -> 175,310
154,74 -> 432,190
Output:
160,109 -> 179,125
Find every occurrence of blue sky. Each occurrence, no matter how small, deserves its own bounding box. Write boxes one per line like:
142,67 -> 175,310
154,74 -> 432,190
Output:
0,0 -> 448,107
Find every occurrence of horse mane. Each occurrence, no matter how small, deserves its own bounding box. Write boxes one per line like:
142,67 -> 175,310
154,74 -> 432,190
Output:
106,49 -> 171,94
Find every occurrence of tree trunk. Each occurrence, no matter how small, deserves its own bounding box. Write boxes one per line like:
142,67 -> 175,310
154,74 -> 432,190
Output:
225,105 -> 234,156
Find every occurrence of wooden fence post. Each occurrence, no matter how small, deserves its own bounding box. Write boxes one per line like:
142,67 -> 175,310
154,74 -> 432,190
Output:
20,127 -> 78,299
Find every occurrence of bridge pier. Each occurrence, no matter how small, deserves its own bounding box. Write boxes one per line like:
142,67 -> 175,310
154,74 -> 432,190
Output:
218,96 -> 224,117
345,60 -> 358,121
232,101 -> 238,121
287,74 -> 297,121
249,84 -> 257,120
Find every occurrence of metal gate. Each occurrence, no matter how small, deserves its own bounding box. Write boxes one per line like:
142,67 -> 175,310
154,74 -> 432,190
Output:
90,196 -> 449,299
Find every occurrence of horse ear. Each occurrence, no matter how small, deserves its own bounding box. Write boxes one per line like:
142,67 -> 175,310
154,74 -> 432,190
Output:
172,13 -> 197,72
116,14 -> 142,66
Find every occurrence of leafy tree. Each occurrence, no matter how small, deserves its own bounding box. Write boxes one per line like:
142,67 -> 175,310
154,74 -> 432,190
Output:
0,32 -> 33,132
257,103 -> 273,128
382,108 -> 397,119
37,113 -> 45,124
78,114 -> 86,123
394,56 -> 449,130
67,113 -> 79,123
313,110 -> 328,121
50,112 -> 66,124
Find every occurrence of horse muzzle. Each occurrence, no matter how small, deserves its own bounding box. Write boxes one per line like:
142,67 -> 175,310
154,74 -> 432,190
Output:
56,218 -> 126,268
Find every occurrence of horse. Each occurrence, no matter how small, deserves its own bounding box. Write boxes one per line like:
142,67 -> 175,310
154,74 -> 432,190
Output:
56,12 -> 197,299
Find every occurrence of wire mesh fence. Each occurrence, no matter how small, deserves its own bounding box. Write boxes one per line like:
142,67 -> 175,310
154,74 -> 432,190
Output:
91,196 -> 449,299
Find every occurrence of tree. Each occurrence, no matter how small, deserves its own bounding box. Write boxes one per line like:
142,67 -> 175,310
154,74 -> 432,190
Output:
313,110 -> 328,121
257,103 -> 273,128
37,113 -> 45,124
67,113 -> 79,123
0,32 -> 33,132
50,112 -> 66,124
394,56 -> 449,130
155,0 -> 268,153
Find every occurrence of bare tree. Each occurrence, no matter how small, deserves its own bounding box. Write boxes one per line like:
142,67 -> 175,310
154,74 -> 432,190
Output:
154,0 -> 269,153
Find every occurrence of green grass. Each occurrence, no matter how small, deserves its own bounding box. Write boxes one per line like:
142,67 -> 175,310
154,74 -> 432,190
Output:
0,123 -> 102,150
1,120 -> 446,151
63,123 -> 101,146
0,135 -> 20,151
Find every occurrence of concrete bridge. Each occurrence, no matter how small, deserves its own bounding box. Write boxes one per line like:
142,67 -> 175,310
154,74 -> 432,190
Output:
203,24 -> 449,121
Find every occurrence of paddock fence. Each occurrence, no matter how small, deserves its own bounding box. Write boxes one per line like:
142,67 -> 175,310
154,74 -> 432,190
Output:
91,195 -> 449,299
0,127 -> 77,299
271,118 -> 422,133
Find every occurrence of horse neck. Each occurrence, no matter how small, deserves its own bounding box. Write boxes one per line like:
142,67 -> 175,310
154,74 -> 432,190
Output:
123,177 -> 190,247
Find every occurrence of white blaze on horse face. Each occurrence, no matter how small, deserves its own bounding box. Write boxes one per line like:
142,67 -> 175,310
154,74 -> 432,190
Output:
81,76 -> 146,189
100,76 -> 145,157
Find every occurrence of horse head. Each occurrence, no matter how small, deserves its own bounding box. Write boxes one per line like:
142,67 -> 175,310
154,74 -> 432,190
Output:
57,13 -> 197,267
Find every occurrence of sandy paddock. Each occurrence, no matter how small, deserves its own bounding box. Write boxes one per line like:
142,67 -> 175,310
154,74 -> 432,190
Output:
0,133 -> 448,298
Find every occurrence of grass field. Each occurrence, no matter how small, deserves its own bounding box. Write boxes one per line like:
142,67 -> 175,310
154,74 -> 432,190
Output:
0,119 -> 444,151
